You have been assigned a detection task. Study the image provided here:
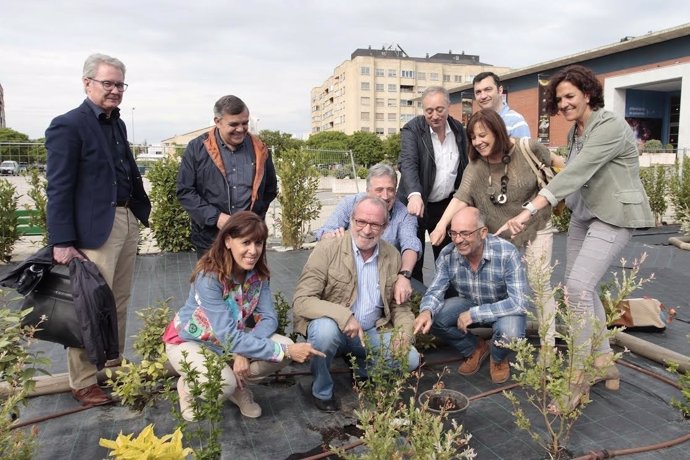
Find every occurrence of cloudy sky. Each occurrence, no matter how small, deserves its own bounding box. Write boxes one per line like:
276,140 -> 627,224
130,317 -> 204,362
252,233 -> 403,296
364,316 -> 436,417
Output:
2,1 -> 689,144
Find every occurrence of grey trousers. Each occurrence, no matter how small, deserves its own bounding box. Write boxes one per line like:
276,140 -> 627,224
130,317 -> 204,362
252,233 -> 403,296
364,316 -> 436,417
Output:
565,217 -> 632,364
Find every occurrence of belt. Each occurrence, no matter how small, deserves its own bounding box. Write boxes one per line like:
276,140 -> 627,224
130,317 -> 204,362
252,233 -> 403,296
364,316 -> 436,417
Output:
116,200 -> 130,207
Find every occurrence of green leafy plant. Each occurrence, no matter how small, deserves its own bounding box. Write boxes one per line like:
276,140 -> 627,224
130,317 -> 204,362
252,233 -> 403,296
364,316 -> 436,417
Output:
640,165 -> 669,226
105,301 -> 174,411
667,335 -> 690,418
99,424 -> 193,459
504,252 -> 652,459
273,292 -> 298,342
408,292 -> 438,351
669,157 -> 690,234
275,148 -> 322,249
334,333 -> 475,459
22,167 -> 48,245
551,206 -> 571,233
172,347 -> 228,460
642,139 -> 664,153
0,179 -> 19,262
147,157 -> 194,252
0,295 -> 51,460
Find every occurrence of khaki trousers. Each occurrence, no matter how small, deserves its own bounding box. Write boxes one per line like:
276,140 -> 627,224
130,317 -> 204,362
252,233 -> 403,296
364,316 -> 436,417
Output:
68,207 -> 140,389
165,334 -> 293,399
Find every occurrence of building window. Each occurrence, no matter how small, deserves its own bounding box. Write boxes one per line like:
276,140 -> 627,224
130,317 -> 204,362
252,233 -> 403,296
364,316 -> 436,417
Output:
376,83 -> 384,92
417,72 -> 426,80
454,75 -> 462,83
376,128 -> 385,136
388,128 -> 397,135
388,69 -> 397,77
466,74 -> 475,82
388,84 -> 397,92
387,98 -> 397,107
400,99 -> 414,107
401,70 -> 415,78
375,98 -> 384,107
361,96 -> 370,106
361,126 -> 370,132
375,68 -> 385,77
400,114 -> 415,123
443,74 -> 450,82
376,112 -> 384,121
361,82 -> 370,91
430,73 -> 439,81
361,66 -> 370,76
361,112 -> 370,121
387,113 -> 396,121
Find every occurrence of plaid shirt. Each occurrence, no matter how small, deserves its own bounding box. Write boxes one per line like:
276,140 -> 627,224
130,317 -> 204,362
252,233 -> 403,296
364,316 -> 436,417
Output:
420,234 -> 528,323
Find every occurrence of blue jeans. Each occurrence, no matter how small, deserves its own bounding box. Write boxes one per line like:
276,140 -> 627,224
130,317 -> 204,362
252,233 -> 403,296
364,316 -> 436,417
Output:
430,297 -> 526,363
307,317 -> 421,401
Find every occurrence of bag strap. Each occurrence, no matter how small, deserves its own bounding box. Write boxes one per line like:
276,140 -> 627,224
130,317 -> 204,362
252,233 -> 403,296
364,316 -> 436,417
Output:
518,138 -> 548,189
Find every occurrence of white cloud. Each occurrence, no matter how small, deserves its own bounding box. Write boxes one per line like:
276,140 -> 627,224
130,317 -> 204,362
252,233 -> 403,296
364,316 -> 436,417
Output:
1,0 -> 689,142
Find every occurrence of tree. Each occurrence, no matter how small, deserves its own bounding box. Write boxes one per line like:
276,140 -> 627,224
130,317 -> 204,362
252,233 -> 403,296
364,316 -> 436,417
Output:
383,132 -> 401,164
0,128 -> 31,162
257,130 -> 303,159
347,131 -> 384,167
305,131 -> 349,151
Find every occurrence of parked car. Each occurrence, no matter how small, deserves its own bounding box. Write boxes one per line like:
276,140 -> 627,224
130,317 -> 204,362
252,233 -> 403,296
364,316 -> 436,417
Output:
0,160 -> 20,175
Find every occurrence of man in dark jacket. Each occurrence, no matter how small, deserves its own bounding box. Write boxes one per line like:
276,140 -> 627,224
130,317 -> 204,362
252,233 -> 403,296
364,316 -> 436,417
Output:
46,53 -> 151,406
397,86 -> 468,282
177,95 -> 277,257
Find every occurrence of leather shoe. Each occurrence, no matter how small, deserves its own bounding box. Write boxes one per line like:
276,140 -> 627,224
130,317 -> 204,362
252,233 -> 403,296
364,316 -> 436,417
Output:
490,357 -> 510,384
312,394 -> 340,412
458,338 -> 489,376
72,384 -> 113,406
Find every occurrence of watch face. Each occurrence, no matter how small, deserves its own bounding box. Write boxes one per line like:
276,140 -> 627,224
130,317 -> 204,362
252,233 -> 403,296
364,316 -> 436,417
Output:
398,270 -> 412,279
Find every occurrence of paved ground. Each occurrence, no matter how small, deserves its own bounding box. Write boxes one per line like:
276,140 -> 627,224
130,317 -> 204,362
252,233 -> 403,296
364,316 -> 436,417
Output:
2,220 -> 690,459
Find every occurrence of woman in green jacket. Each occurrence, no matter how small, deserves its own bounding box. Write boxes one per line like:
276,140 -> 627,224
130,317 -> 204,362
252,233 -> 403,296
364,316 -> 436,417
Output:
497,65 -> 653,413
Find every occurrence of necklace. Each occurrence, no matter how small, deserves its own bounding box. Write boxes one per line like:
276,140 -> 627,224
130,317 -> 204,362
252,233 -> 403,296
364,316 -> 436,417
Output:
488,153 -> 511,205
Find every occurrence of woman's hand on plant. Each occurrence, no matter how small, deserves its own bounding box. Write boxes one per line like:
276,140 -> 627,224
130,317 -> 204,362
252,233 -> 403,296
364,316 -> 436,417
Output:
232,355 -> 250,388
287,343 -> 326,363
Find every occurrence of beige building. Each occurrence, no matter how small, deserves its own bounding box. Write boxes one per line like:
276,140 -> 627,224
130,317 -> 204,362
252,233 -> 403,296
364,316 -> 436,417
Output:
310,46 -> 511,136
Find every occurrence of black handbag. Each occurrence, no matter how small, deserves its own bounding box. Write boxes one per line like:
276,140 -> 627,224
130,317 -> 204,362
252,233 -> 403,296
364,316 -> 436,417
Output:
20,265 -> 84,348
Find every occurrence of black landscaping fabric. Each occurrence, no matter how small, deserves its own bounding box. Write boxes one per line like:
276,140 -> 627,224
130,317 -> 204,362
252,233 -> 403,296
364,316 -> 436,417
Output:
2,226 -> 689,459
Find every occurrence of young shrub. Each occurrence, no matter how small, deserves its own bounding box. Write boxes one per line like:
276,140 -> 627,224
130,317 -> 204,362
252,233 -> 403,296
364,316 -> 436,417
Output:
667,335 -> 690,418
334,331 -> 475,459
640,165 -> 669,226
275,148 -> 322,249
273,292 -> 298,342
147,157 -> 194,252
99,424 -> 193,459
669,157 -> 690,234
23,167 -> 48,246
105,300 -> 174,412
0,179 -> 19,262
503,252 -> 652,460
0,293 -> 51,460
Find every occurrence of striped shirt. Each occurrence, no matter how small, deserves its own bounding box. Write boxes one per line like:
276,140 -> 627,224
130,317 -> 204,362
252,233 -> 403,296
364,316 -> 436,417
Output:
351,239 -> 383,330
420,234 -> 528,323
500,104 -> 531,138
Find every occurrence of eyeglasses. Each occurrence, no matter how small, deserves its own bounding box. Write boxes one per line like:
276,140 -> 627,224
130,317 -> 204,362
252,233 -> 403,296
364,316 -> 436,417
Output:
87,78 -> 128,92
448,227 -> 484,240
353,218 -> 384,232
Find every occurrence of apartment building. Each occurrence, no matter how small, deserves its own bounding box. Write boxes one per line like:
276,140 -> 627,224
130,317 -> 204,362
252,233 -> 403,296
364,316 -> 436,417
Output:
0,83 -> 5,129
310,45 -> 511,136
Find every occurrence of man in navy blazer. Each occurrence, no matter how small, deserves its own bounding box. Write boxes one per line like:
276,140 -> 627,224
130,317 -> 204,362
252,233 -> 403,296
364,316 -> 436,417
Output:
46,53 -> 151,406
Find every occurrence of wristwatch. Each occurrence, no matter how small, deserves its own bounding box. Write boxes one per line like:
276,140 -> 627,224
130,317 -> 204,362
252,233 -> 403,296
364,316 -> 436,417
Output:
397,270 -> 412,279
522,201 -> 538,216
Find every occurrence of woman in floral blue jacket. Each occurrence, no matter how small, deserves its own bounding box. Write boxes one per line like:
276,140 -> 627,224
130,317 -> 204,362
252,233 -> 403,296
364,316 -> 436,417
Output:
164,211 -> 323,421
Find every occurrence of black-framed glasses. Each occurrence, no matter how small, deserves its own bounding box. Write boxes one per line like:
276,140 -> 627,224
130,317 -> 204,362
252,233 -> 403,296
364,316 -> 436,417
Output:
353,218 -> 384,232
87,78 -> 128,92
448,227 -> 484,240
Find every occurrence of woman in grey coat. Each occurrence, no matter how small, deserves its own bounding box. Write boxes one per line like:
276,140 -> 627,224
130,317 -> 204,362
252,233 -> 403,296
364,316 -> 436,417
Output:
497,65 -> 653,414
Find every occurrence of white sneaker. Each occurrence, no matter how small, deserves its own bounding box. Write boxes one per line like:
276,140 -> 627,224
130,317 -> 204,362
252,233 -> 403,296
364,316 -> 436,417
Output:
229,386 -> 261,418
